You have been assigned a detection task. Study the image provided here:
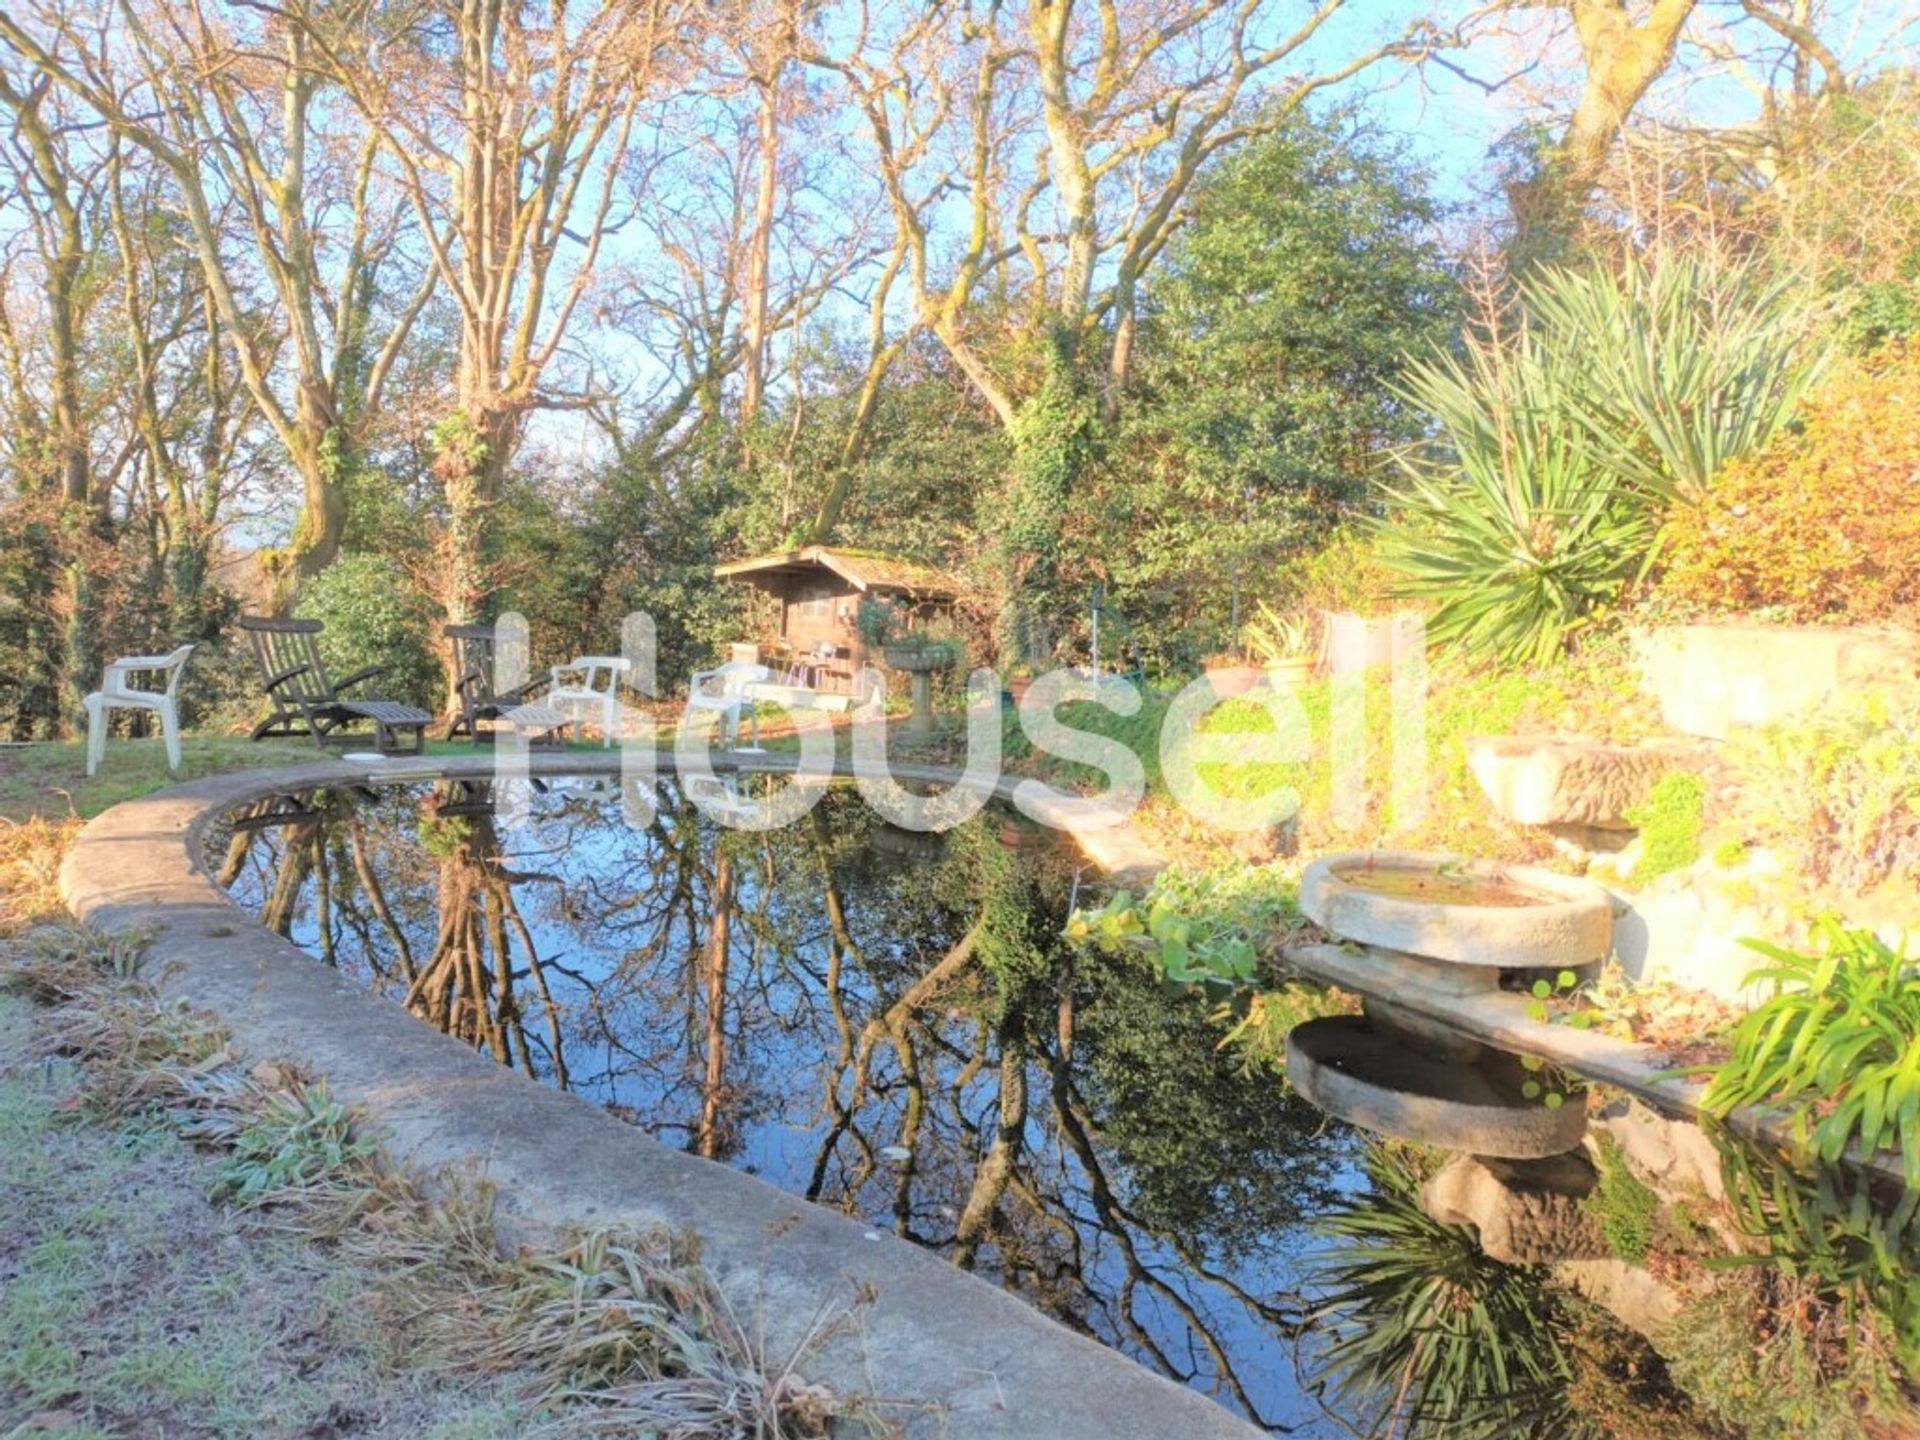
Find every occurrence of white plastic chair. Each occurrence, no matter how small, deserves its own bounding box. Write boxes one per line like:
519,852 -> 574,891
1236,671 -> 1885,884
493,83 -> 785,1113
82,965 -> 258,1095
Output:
547,655 -> 632,747
85,644 -> 196,777
685,661 -> 770,752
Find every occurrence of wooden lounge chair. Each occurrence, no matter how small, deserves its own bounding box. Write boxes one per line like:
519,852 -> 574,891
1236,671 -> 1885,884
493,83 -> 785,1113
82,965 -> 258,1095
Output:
445,623 -> 570,746
237,616 -> 431,754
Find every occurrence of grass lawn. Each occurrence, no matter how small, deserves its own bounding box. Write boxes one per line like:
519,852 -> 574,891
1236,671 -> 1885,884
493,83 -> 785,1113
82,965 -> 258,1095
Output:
0,733 -> 626,824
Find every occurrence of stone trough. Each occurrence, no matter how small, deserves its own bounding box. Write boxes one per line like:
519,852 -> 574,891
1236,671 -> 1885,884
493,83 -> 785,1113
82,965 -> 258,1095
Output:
1299,850 -> 1613,987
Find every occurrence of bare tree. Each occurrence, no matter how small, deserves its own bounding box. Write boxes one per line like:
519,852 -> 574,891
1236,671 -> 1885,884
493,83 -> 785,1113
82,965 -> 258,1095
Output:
299,0 -> 692,629
1492,0 -> 1699,240
0,57 -> 97,511
0,0 -> 438,588
801,0 -> 1443,540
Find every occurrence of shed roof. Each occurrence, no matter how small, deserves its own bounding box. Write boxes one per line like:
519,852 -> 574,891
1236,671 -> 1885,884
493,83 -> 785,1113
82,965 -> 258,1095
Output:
714,546 -> 963,600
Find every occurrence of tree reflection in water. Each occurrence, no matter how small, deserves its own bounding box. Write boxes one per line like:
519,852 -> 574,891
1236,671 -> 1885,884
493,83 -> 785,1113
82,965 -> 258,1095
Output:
216,776 -> 1352,1433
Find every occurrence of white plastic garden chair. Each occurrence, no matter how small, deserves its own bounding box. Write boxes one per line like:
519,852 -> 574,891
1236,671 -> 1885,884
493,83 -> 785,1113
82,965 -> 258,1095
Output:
84,644 -> 196,777
685,660 -> 770,752
547,655 -> 632,747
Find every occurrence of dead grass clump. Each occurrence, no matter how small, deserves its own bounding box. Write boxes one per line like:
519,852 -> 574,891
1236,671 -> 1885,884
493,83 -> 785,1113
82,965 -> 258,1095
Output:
0,923 -> 853,1440
0,813 -> 82,933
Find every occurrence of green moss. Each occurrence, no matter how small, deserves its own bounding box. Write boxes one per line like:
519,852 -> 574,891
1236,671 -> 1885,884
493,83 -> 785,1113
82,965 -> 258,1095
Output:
1583,1137 -> 1660,1265
1711,837 -> 1750,868
1628,771 -> 1706,885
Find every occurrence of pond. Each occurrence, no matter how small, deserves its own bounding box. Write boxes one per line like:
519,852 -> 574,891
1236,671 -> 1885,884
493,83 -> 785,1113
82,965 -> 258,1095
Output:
209,773 -> 1919,1439
210,774 -> 1354,1433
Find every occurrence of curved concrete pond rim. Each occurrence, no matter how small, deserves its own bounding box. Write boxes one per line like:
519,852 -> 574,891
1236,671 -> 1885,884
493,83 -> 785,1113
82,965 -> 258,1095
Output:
59,750 -> 1252,1440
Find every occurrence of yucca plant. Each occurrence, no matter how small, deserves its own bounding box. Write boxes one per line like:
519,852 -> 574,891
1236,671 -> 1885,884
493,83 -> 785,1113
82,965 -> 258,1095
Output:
1701,925 -> 1920,1188
1378,330 -> 1656,664
1525,252 -> 1830,504
1379,249 -> 1828,664
1302,1144 -> 1590,1439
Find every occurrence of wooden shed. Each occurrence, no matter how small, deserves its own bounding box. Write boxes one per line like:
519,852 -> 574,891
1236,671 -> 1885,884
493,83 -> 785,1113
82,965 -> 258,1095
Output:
714,546 -> 963,695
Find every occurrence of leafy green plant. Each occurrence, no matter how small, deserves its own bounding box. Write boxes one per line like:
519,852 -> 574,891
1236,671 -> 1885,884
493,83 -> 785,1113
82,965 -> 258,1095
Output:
1701,924 -> 1920,1186
1243,601 -> 1313,664
1714,1127 -> 1920,1369
1304,1143 -> 1589,1439
294,551 -> 442,712
854,598 -> 899,649
210,1083 -> 376,1207
1627,771 -> 1706,885
1066,863 -> 1297,992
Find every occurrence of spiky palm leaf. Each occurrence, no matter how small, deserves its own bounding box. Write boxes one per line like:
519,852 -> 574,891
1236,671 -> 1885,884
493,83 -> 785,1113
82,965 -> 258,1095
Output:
1379,333 -> 1656,665
1378,249 -> 1829,665
1302,1145 -> 1591,1440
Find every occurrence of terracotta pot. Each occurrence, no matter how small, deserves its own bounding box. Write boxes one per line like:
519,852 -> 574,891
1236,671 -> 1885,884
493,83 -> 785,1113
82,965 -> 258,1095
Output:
1205,664 -> 1261,699
1005,675 -> 1034,704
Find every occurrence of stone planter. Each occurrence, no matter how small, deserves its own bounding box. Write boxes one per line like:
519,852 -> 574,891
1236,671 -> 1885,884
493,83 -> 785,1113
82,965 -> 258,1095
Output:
1629,622 -> 1920,740
883,642 -> 956,674
1467,735 -> 1704,831
1205,664 -> 1262,699
1263,657 -> 1315,689
1287,1015 -> 1589,1158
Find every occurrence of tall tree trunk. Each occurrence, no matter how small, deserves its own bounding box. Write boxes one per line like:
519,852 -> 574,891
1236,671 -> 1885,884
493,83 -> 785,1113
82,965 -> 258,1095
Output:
696,849 -> 735,1160
739,73 -> 781,425
1511,0 -> 1698,251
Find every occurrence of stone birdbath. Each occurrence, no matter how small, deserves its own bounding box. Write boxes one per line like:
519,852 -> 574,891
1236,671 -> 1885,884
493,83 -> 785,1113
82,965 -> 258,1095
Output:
883,639 -> 955,736
1286,850 -> 1615,1155
1299,850 -> 1613,993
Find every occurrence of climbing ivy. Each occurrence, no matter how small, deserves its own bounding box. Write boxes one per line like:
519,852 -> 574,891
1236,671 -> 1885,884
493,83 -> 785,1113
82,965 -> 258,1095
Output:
993,335 -> 1097,662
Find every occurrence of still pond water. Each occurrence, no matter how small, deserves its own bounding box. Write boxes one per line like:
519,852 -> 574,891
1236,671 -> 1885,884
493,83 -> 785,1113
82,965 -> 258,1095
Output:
208,773 -> 1914,1438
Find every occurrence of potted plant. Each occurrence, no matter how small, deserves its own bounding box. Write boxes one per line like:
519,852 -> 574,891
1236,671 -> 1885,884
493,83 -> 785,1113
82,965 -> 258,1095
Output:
1003,660 -> 1037,706
1246,602 -> 1317,688
1201,651 -> 1261,699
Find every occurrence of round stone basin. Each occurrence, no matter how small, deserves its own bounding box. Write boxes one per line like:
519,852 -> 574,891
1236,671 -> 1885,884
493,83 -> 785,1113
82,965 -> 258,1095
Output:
1287,1016 -> 1588,1159
1299,850 -> 1611,970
